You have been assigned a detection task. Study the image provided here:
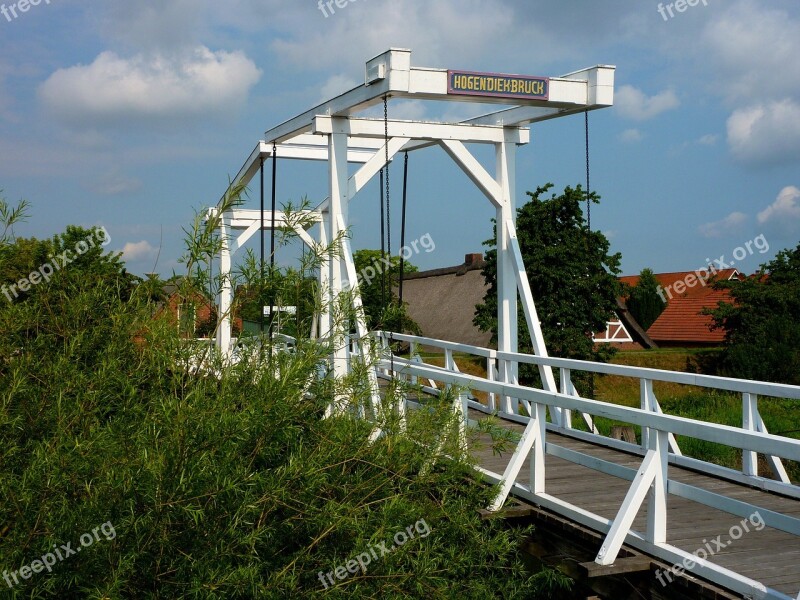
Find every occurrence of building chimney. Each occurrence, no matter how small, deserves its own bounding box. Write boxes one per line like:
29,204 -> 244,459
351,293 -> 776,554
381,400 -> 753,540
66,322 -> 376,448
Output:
465,253 -> 483,266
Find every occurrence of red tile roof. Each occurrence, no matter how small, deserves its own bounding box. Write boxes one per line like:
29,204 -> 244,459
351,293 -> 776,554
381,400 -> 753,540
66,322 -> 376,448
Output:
647,287 -> 732,344
620,269 -> 740,299
621,269 -> 741,345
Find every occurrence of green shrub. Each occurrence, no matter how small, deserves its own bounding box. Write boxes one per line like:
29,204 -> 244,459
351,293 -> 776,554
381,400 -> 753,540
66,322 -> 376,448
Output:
0,224 -> 568,598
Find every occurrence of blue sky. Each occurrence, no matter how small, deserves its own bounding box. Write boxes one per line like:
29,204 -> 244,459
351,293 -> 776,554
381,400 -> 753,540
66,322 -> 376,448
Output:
0,0 -> 798,278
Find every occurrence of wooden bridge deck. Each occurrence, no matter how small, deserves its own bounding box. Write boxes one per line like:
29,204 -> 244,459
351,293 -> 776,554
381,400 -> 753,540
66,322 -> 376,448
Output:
469,410 -> 800,598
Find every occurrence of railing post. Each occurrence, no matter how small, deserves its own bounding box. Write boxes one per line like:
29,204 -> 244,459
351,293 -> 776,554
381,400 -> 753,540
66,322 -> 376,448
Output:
743,392 -> 758,477
487,355 -> 497,411
647,429 -> 669,546
500,359 -> 519,415
640,379 -> 656,450
457,389 -> 469,456
530,402 -> 547,494
558,368 -> 573,429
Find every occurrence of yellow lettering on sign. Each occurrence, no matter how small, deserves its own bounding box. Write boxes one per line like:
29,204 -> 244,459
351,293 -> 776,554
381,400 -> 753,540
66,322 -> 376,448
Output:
451,72 -> 547,98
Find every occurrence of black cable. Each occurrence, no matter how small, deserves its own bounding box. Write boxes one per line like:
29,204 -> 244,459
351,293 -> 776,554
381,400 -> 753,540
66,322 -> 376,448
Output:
399,152 -> 408,307
399,152 -> 409,339
269,143 -> 277,341
260,157 -> 265,335
379,168 -> 386,309
585,110 -> 591,231
384,95 -> 394,375
383,95 -> 391,311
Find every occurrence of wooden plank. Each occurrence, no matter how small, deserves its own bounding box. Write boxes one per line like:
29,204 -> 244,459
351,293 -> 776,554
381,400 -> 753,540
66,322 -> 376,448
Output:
579,556 -> 652,578
413,390 -> 800,597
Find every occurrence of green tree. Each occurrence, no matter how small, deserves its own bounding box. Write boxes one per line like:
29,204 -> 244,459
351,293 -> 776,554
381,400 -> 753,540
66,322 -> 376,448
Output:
707,243 -> 800,384
1,225 -> 133,307
353,249 -> 421,334
626,268 -> 666,330
474,184 -> 622,389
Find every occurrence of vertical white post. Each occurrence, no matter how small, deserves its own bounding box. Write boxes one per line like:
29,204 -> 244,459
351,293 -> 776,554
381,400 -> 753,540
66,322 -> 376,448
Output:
647,429 -> 668,546
328,121 -> 350,413
529,401 -> 547,495
640,379 -> 657,450
445,348 -> 455,372
318,211 -> 331,341
743,392 -> 758,477
496,133 -> 519,414
559,368 -> 572,429
217,211 -> 233,358
487,355 -> 496,411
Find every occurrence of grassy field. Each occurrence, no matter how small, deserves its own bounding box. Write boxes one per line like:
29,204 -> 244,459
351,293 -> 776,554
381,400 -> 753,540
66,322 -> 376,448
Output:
419,348 -> 800,482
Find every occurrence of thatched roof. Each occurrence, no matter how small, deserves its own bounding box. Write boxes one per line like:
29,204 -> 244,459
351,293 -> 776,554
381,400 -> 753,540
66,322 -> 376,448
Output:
400,254 -> 493,348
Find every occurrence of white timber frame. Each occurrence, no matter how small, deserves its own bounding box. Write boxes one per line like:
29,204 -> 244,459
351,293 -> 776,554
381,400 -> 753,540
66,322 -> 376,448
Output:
206,206 -> 321,357
593,319 -> 635,344
211,47 -> 615,419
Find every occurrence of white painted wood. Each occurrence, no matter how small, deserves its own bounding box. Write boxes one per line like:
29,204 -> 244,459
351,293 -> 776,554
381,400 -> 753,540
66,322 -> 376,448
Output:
217,211 -> 233,357
496,138 -> 520,414
486,409 -> 542,511
545,441 -> 800,535
328,125 -> 350,414
596,447 -> 660,565
487,357 -> 497,411
313,116 -> 529,145
530,402 -> 547,495
383,356 -> 800,461
743,392 -> 758,477
494,348 -> 800,399
755,411 -> 792,483
339,215 -> 382,418
506,220 -> 558,392
647,430 -> 668,546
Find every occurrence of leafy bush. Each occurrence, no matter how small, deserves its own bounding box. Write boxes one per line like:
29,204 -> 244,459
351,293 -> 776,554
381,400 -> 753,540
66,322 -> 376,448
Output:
0,214 -> 569,598
707,243 -> 800,385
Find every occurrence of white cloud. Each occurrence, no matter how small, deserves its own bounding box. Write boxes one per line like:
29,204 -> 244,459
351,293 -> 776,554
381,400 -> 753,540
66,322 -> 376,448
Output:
619,128 -> 643,143
387,100 -> 427,121
121,240 -> 158,262
697,2 -> 800,166
697,134 -> 718,146
39,46 -> 261,128
271,1 -> 518,74
701,1 -> 800,104
726,99 -> 800,166
91,174 -> 143,196
615,85 -> 679,121
698,212 -> 749,238
757,186 -> 800,225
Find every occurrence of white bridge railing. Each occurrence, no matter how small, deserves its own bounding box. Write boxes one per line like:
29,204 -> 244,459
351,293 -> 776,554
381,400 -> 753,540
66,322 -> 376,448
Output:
366,331 -> 800,600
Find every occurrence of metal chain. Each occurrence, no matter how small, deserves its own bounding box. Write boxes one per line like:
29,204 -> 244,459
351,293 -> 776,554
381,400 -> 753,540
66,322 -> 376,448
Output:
384,95 -> 395,374
379,168 -> 385,309
585,110 -> 591,231
384,95 -> 391,260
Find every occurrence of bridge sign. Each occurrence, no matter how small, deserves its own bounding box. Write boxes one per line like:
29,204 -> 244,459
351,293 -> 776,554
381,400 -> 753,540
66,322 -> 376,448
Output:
447,70 -> 549,101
